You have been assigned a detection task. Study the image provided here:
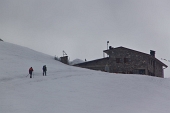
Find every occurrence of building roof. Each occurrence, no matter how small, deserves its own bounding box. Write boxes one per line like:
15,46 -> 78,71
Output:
74,57 -> 109,66
103,46 -> 168,68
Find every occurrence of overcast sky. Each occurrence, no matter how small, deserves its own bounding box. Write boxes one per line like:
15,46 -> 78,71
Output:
1,0 -> 170,77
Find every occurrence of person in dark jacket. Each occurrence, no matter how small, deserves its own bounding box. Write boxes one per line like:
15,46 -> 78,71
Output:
42,65 -> 47,76
29,67 -> 34,78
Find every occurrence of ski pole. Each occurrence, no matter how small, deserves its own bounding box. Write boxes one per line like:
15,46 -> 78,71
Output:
26,74 -> 29,77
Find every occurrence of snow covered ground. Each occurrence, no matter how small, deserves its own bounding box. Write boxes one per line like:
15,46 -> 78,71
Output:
1,41 -> 170,113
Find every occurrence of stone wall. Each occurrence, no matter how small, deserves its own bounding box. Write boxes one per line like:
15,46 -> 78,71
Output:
107,47 -> 164,77
108,47 -> 148,74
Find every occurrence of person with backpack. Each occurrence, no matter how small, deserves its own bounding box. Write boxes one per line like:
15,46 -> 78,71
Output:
42,65 -> 47,76
29,67 -> 34,78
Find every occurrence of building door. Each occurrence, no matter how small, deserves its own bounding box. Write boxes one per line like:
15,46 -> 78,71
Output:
139,69 -> 145,74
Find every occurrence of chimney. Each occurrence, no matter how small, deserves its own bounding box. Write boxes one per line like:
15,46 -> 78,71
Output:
150,50 -> 155,57
109,46 -> 114,50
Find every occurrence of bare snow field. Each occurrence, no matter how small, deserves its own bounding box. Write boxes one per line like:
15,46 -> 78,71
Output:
0,41 -> 170,113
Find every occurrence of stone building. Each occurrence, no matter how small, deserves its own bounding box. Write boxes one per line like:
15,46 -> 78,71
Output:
74,46 -> 168,78
60,56 -> 68,65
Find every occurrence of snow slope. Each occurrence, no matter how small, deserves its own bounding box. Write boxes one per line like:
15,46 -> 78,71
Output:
1,41 -> 170,113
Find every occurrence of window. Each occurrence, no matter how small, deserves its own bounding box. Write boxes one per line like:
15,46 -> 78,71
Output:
124,58 -> 130,63
150,59 -> 155,67
116,58 -> 121,63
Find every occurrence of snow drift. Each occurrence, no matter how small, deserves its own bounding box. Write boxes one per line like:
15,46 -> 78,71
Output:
1,41 -> 170,113
70,58 -> 84,65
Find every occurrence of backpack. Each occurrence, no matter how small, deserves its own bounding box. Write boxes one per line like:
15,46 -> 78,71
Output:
43,66 -> 46,71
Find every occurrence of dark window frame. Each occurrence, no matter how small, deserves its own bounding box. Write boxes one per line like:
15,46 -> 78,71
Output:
124,58 -> 130,63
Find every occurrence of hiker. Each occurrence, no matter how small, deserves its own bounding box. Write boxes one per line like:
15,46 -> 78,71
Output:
42,65 -> 47,76
29,67 -> 34,78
